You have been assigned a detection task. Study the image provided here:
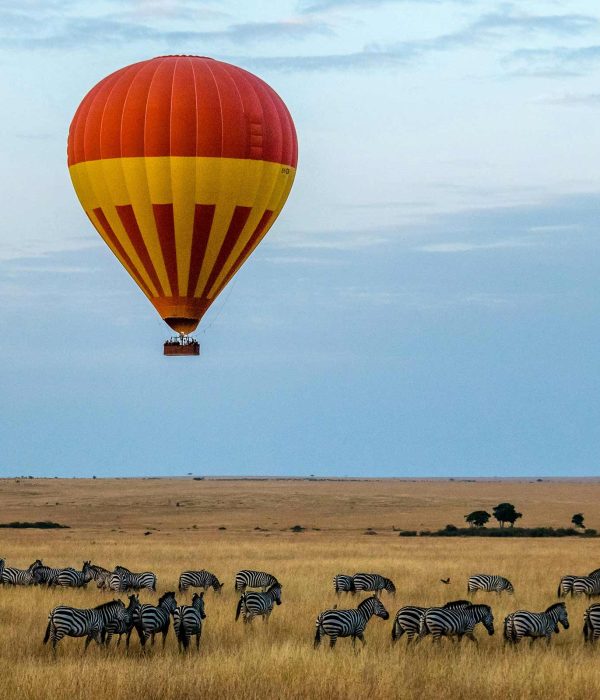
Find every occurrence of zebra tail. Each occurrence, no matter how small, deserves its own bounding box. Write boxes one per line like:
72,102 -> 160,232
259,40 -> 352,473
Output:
418,614 -> 429,639
583,612 -> 590,642
177,623 -> 189,650
314,618 -> 323,648
504,615 -> 516,643
557,582 -> 563,598
235,595 -> 244,622
43,618 -> 52,645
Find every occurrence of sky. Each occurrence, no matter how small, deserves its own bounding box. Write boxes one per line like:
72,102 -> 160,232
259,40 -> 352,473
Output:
1,0 -> 600,477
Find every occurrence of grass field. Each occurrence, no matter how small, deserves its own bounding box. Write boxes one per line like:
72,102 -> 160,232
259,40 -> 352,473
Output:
1,477 -> 600,699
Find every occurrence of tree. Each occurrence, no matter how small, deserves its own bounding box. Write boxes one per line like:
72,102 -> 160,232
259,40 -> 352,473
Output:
493,502 -> 522,528
572,513 -> 585,529
465,510 -> 491,528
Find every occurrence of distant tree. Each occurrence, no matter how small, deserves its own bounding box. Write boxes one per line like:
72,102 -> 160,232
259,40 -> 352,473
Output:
572,513 -> 585,529
465,511 -> 491,528
493,503 -> 522,528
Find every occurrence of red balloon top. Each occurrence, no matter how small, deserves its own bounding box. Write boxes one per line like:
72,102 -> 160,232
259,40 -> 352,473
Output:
68,55 -> 298,168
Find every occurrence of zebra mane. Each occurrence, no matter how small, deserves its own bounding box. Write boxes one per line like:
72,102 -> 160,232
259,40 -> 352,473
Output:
94,600 -> 124,611
545,602 -> 566,614
470,604 -> 491,613
158,591 -> 176,605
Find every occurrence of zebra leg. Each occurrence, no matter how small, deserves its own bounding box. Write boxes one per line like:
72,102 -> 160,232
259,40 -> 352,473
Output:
358,633 -> 366,646
196,632 -> 201,650
84,635 -> 93,653
465,632 -> 478,644
151,632 -> 156,646
161,624 -> 169,647
329,635 -> 337,648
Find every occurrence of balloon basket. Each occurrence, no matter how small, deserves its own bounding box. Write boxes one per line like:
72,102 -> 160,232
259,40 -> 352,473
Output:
163,336 -> 200,356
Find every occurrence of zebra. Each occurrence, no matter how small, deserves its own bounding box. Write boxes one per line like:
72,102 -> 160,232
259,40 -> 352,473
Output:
104,594 -> 141,647
178,570 -> 224,594
418,604 -> 494,643
572,576 -> 600,598
0,558 -> 4,583
57,561 -> 94,588
583,603 -> 600,642
557,575 -> 579,598
467,574 -> 514,595
43,600 -> 125,651
235,583 -> 282,624
234,569 -> 279,593
133,591 -> 177,647
314,595 -> 389,649
504,602 -> 569,644
33,564 -> 66,587
173,592 -> 207,651
352,573 -> 396,597
89,563 -> 112,590
333,574 -> 355,596
589,568 -> 600,578
1,559 -> 42,586
110,565 -> 157,593
391,600 -> 471,643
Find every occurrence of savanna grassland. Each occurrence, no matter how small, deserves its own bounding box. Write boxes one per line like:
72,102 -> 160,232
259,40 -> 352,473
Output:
1,477 -> 600,700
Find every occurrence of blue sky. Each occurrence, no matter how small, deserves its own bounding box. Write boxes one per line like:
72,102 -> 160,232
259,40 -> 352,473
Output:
1,0 -> 600,477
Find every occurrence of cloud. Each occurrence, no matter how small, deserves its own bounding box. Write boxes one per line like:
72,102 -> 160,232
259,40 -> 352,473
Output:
298,0 -> 467,11
415,240 -> 532,253
538,92 -> 600,106
507,45 -> 600,77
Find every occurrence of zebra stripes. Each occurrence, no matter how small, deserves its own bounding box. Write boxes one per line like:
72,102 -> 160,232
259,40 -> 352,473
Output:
418,604 -> 494,643
572,576 -> 600,598
558,568 -> 600,597
467,574 -> 514,595
178,570 -> 223,594
88,564 -> 112,590
43,600 -> 125,651
391,600 -> 471,643
33,564 -> 65,586
583,603 -> 600,642
314,596 -> 389,648
0,558 -> 4,583
104,594 -> 141,647
352,573 -> 396,597
134,591 -> 177,647
235,583 -> 282,624
1,559 -> 42,586
333,574 -> 355,595
57,561 -> 94,588
504,602 -> 568,644
234,569 -> 279,593
110,565 -> 157,593
173,593 -> 207,651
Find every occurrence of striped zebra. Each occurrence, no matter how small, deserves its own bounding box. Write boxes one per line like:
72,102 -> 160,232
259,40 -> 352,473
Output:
235,583 -> 282,624
314,595 -> 389,648
133,591 -> 177,647
1,559 -> 42,586
333,574 -> 355,596
583,603 -> 600,642
504,602 -> 568,644
572,576 -> 600,598
352,573 -> 396,597
557,575 -> 579,598
234,569 -> 279,593
418,604 -> 494,643
57,561 -> 94,588
33,564 -> 65,586
89,563 -> 112,590
178,570 -> 223,594
467,574 -> 514,595
0,558 -> 4,583
110,565 -> 157,593
173,592 -> 207,651
104,594 -> 141,647
391,600 -> 471,643
43,600 -> 125,651
589,568 -> 600,578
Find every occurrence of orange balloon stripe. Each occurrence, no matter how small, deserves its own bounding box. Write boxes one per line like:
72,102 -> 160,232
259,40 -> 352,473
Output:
152,204 -> 179,297
199,206 -> 252,299
91,208 -> 154,299
116,205 -> 166,297
187,204 -> 215,298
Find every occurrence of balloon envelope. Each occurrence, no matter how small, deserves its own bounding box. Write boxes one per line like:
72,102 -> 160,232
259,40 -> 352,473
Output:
68,55 -> 298,335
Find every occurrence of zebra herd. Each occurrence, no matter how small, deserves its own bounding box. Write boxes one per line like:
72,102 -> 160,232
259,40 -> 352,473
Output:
5,555 -> 600,653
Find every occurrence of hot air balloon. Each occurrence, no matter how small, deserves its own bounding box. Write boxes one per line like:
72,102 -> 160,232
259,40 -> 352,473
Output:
67,55 -> 298,355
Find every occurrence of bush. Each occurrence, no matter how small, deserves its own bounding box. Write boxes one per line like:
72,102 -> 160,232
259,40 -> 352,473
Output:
398,530 -> 418,537
0,521 -> 69,529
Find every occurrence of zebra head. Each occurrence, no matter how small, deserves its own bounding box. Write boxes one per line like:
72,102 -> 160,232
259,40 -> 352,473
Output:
267,583 -> 282,605
159,591 -> 178,613
192,592 -> 207,618
547,602 -> 569,630
359,596 -> 390,621
474,604 -> 494,635
213,580 -> 225,593
82,561 -> 94,581
504,579 -> 515,594
127,594 -> 141,613
384,578 -> 396,595
29,559 -> 43,572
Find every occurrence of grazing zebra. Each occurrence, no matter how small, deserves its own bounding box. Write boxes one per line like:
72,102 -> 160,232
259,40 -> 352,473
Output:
235,583 -> 282,624
89,563 -> 112,590
418,604 -> 494,643
467,574 -> 514,595
504,602 -> 568,644
178,570 -> 224,594
333,574 -> 355,596
134,591 -> 177,647
557,575 -> 579,598
572,576 -> 600,598
104,594 -> 140,647
173,592 -> 207,651
110,565 -> 157,593
234,569 -> 279,593
43,600 -> 125,651
57,561 -> 94,588
314,595 -> 389,649
583,603 -> 600,642
589,568 -> 600,578
391,600 -> 471,643
1,559 -> 42,586
352,573 -> 396,597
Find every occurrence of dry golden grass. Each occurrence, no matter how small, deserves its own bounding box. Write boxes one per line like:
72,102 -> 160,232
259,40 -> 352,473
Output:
1,478 -> 600,699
